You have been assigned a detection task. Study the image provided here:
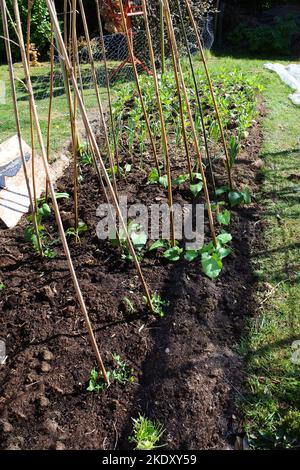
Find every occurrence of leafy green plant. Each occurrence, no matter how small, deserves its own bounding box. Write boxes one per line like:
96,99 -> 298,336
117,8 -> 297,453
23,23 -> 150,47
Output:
121,296 -> 136,315
0,282 -> 5,291
25,203 -> 56,258
200,232 -> 232,279
111,221 -> 147,262
163,246 -> 183,262
189,173 -> 203,198
144,292 -> 169,318
228,135 -> 240,169
38,192 -> 70,205
87,354 -> 134,393
111,354 -> 134,385
217,209 -> 231,226
65,221 -> 88,242
228,188 -> 251,207
147,168 -> 168,188
129,415 -> 165,450
87,367 -> 109,392
79,145 -> 93,166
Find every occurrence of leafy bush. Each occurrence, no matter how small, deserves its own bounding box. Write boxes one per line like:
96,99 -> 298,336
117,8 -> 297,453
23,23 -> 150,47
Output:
0,0 -> 51,61
228,15 -> 299,55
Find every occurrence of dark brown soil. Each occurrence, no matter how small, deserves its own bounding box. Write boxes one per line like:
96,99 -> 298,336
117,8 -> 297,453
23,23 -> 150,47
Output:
0,110 -> 264,450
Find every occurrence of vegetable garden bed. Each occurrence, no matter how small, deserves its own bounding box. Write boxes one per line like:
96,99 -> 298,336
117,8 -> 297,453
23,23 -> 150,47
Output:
0,90 -> 265,449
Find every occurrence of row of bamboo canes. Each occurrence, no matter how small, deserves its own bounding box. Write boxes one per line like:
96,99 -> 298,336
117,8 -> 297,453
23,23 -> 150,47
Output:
0,0 -> 234,383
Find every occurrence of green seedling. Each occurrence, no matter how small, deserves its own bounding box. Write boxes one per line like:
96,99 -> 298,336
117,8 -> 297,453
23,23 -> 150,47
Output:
215,185 -> 251,207
87,367 -> 110,392
200,232 -> 232,279
217,208 -> 231,226
143,292 -> 169,318
111,221 -> 147,262
149,239 -> 169,252
38,192 -> 70,205
111,354 -> 134,385
121,296 -> 136,315
163,246 -> 183,262
189,172 -> 203,198
147,168 -> 168,188
228,188 -> 251,207
228,134 -> 240,169
65,221 -> 88,243
129,415 -> 165,450
87,355 -> 134,392
0,282 -> 5,291
79,145 -> 93,166
25,202 -> 57,258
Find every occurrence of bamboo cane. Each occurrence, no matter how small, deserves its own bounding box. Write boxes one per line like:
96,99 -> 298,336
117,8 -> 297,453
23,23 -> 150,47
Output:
46,19 -> 54,201
0,0 -> 42,256
71,0 -> 79,230
26,0 -> 34,64
183,0 -> 233,190
79,0 -> 119,199
95,0 -> 121,177
167,15 -> 193,181
46,0 -> 155,315
141,0 -> 175,246
25,0 -> 38,217
159,1 -> 165,75
163,0 -> 217,247
175,0 -> 216,194
63,0 -> 68,49
118,0 -> 161,176
11,0 -> 109,383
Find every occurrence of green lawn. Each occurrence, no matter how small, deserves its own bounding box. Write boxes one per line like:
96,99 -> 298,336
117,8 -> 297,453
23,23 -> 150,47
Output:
0,61 -> 114,154
205,53 -> 300,449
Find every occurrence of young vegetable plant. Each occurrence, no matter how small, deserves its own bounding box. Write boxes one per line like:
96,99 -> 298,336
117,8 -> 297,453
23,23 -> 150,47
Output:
147,168 -> 168,188
129,415 -> 165,450
172,172 -> 203,198
111,220 -> 147,262
143,291 -> 169,318
216,185 -> 251,208
111,354 -> 134,385
121,296 -> 136,315
200,232 -> 232,280
0,282 -> 5,291
87,354 -> 134,392
25,202 -> 57,258
228,134 -> 240,169
65,221 -> 88,243
149,240 -> 183,262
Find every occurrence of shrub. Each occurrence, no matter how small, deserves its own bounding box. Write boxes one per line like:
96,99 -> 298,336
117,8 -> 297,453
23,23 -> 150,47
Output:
228,15 -> 299,55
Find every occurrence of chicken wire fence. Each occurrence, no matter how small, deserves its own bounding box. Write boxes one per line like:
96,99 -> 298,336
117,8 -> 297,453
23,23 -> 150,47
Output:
23,12 -> 215,103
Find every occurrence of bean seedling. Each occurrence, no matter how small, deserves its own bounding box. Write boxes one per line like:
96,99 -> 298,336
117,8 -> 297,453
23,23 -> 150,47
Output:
25,202 -> 57,258
143,291 -> 169,318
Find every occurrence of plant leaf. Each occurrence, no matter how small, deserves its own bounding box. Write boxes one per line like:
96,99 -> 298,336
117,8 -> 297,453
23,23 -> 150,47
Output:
217,209 -> 231,226
190,182 -> 203,198
131,230 -> 148,250
184,250 -> 199,262
173,174 -> 189,186
217,232 -> 232,245
149,239 -> 168,251
201,253 -> 223,279
163,246 -> 183,262
228,191 -> 243,207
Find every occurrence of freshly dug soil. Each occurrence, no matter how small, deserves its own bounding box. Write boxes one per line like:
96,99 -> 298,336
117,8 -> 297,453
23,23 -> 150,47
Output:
0,109 -> 264,450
